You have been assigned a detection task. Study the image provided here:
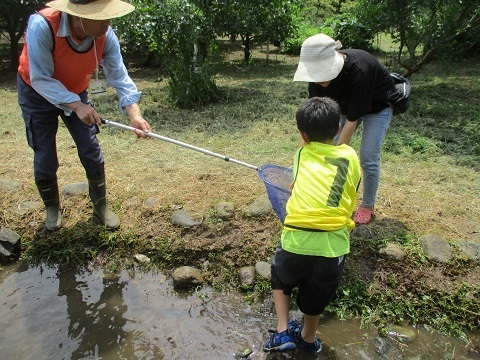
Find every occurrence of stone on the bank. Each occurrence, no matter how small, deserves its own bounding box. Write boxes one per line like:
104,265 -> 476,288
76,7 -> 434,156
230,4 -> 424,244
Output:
143,197 -> 159,208
170,210 -> 203,228
172,266 -> 203,287
62,182 -> 88,198
419,234 -> 453,263
15,200 -> 41,214
255,261 -> 271,279
0,179 -> 22,191
379,243 -> 406,260
134,254 -> 151,263
386,324 -> 417,343
239,266 -> 255,286
456,238 -> 480,265
0,227 -> 20,257
246,194 -> 272,217
216,201 -> 235,220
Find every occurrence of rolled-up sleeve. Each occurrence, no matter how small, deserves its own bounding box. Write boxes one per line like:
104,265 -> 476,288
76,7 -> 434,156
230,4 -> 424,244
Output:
101,28 -> 142,114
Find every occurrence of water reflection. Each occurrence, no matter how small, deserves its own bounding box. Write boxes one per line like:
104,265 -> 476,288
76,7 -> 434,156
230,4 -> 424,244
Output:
58,267 -> 162,359
0,263 -> 478,360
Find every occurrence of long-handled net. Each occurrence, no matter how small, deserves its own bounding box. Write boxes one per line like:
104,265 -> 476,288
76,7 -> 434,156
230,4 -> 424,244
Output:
102,119 -> 292,222
257,164 -> 292,222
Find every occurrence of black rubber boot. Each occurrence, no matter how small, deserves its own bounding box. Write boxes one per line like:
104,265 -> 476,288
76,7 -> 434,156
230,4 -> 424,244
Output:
36,178 -> 62,231
88,173 -> 120,229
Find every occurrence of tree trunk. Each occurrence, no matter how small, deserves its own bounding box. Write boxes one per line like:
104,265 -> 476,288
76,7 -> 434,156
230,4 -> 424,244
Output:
9,34 -> 19,72
243,35 -> 251,63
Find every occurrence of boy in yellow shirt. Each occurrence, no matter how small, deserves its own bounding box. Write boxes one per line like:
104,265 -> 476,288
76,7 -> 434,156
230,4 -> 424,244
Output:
263,97 -> 361,353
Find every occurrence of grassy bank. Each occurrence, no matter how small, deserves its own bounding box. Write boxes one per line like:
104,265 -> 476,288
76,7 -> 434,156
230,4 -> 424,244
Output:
1,42 -> 479,338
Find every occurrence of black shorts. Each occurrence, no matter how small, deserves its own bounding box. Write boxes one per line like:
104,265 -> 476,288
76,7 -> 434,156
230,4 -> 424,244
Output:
270,242 -> 346,316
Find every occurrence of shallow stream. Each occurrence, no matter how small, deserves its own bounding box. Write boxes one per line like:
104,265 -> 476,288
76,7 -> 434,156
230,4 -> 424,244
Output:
0,263 -> 478,359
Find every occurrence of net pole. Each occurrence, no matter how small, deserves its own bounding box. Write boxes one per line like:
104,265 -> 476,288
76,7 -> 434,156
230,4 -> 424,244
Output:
101,119 -> 259,171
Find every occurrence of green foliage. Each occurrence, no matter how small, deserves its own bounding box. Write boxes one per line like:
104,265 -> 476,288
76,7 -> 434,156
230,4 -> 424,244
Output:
0,0 -> 46,71
114,0 -> 206,66
323,11 -> 375,50
168,60 -> 221,109
282,0 -> 375,55
328,272 -> 479,336
213,0 -> 300,62
114,0 -> 220,107
281,21 -> 319,55
351,0 -> 480,75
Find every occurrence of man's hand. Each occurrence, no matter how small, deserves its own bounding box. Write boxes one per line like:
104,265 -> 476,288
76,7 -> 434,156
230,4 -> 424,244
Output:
126,103 -> 151,138
63,101 -> 102,126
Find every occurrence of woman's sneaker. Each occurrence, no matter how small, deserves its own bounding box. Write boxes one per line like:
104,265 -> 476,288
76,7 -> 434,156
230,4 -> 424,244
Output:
289,320 -> 322,353
262,329 -> 296,352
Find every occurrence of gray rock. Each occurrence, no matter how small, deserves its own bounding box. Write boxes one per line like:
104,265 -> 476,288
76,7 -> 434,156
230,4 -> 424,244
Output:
456,238 -> 480,264
419,234 -> 453,263
123,196 -> 140,208
0,179 -> 22,191
62,182 -> 88,197
216,201 -> 235,219
143,197 -> 159,208
170,209 -> 202,228
239,266 -> 256,286
172,266 -> 203,287
0,227 -> 20,256
15,200 -> 41,214
255,261 -> 271,279
386,324 -> 417,343
246,194 -> 272,217
134,254 -> 151,263
379,243 -> 406,260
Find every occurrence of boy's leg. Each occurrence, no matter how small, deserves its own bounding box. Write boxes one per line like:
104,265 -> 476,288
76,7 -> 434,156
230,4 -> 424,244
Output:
263,244 -> 299,352
301,314 -> 321,343
273,289 -> 290,333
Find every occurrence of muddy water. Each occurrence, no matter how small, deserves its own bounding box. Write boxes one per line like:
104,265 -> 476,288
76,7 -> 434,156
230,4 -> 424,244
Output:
0,263 -> 478,360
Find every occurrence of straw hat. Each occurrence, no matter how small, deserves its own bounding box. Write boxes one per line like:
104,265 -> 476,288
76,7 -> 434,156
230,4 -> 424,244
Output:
293,34 -> 345,83
46,0 -> 135,20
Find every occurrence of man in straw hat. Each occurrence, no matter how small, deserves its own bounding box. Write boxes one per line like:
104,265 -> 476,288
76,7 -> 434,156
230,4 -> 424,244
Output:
17,0 -> 151,230
294,34 -> 400,225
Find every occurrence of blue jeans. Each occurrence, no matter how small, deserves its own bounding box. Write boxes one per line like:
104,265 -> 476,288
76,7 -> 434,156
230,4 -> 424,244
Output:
336,107 -> 393,208
17,74 -> 104,182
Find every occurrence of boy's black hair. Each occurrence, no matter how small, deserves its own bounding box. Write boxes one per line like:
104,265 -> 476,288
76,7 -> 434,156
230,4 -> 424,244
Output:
296,97 -> 340,142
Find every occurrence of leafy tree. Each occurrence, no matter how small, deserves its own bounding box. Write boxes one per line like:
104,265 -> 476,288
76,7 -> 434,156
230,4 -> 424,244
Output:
0,0 -> 46,71
114,0 -> 219,108
214,0 -> 300,63
353,0 -> 480,76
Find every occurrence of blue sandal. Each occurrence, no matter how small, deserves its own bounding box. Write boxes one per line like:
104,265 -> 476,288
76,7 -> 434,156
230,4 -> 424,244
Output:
263,329 -> 296,352
289,320 -> 322,353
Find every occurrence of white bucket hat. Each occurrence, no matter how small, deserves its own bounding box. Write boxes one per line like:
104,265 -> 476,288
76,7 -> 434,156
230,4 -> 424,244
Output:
293,34 -> 344,83
46,0 -> 135,20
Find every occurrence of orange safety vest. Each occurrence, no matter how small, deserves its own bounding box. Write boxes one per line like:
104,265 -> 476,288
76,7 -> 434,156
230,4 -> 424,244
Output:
18,8 -> 106,94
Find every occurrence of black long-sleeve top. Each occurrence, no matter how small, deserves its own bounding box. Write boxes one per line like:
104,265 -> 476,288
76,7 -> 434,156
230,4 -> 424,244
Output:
308,49 -> 397,121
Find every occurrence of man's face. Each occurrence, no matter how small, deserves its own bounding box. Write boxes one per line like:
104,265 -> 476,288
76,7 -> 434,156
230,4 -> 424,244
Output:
79,18 -> 111,38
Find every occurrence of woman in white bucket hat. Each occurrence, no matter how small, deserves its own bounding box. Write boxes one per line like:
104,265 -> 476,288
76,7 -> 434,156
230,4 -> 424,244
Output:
294,34 -> 398,225
17,0 -> 151,230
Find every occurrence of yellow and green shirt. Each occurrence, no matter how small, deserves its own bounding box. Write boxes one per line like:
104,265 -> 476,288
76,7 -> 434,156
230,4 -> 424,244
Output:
282,142 -> 361,257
